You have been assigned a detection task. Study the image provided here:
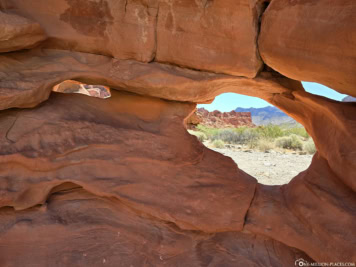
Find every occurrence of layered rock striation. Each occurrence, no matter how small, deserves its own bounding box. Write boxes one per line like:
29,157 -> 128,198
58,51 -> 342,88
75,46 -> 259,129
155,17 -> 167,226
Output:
0,0 -> 355,266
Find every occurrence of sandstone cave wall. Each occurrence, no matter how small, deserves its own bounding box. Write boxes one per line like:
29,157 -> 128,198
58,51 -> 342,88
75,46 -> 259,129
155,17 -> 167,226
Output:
0,0 -> 355,265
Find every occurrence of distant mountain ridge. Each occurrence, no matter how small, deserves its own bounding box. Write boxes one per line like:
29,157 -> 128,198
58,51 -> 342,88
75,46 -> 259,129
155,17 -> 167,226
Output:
234,106 -> 296,126
238,95 -> 355,126
342,96 -> 356,102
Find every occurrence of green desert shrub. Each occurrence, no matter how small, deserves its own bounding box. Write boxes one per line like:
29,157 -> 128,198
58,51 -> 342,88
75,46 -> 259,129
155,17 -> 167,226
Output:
195,124 -> 311,152
257,139 -> 274,152
247,139 -> 258,149
284,127 -> 310,139
212,139 -> 225,148
196,125 -> 219,139
275,137 -> 291,149
212,129 -> 238,143
213,128 -> 260,145
275,134 -> 303,150
241,129 -> 260,144
304,139 -> 316,154
256,125 -> 284,140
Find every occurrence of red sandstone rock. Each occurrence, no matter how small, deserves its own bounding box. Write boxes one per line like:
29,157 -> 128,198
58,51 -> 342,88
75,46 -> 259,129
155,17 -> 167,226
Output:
0,90 -> 318,265
2,0 -> 264,77
0,11 -> 46,52
185,111 -> 202,128
271,90 -> 356,192
0,91 -> 256,233
2,0 -> 158,62
259,0 -> 356,96
0,0 -> 355,265
0,189 -> 311,266
243,88 -> 356,262
187,108 -> 255,128
156,0 -> 263,77
0,48 -> 300,110
245,155 -> 356,263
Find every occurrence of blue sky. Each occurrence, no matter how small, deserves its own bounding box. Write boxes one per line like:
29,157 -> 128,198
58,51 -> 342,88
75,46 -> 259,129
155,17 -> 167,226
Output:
197,82 -> 348,112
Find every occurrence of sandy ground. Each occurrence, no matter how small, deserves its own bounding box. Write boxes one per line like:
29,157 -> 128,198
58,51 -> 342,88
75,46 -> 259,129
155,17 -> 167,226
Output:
207,145 -> 313,185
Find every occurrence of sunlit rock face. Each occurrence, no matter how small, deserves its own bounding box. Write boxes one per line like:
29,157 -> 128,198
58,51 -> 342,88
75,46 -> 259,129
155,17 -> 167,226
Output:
1,0 -> 157,61
259,0 -> 356,96
155,0 -> 264,77
0,0 -> 355,265
1,0 -> 264,77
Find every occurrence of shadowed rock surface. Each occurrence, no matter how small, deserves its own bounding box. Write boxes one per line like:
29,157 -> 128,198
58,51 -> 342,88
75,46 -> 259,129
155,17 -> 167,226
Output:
0,91 -> 316,266
0,0 -> 355,266
0,189 -> 312,266
0,91 -> 257,233
0,11 -> 46,52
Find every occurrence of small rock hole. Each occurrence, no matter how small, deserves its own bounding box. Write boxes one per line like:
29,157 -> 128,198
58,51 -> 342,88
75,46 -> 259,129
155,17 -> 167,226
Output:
52,80 -> 111,99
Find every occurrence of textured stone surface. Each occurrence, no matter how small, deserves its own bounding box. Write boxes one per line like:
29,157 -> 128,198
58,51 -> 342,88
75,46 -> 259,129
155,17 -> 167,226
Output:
0,11 -> 46,52
156,0 -> 263,77
1,0 -> 265,77
0,91 -> 256,232
0,0 -> 355,265
0,86 -> 355,264
0,190 -> 311,267
259,0 -> 356,96
0,48 -> 298,110
1,0 -> 158,61
245,89 -> 356,262
0,90 -> 318,266
245,155 -> 356,263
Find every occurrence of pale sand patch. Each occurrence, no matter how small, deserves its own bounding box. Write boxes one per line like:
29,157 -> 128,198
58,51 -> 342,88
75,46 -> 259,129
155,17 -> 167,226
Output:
207,146 -> 313,185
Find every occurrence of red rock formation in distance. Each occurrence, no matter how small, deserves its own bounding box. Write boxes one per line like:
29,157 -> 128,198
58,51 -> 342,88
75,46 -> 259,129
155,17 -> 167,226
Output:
0,0 -> 355,266
53,80 -> 111,99
187,108 -> 255,129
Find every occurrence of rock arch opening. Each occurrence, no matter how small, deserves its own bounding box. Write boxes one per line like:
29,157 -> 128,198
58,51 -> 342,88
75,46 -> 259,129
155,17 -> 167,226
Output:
53,80 -> 111,99
187,93 -> 315,185
302,82 -> 350,101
